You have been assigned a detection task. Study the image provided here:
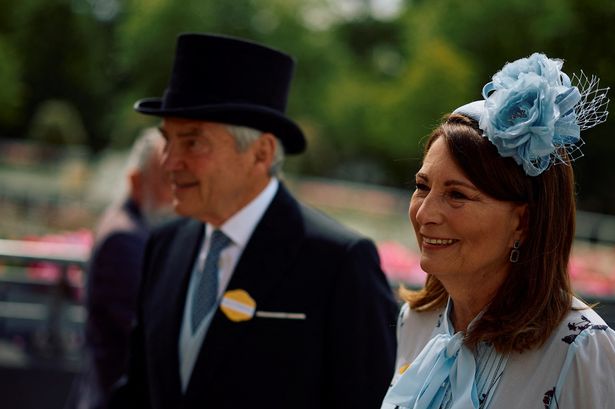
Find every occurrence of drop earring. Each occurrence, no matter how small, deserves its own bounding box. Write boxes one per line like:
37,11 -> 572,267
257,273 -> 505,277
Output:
510,240 -> 520,263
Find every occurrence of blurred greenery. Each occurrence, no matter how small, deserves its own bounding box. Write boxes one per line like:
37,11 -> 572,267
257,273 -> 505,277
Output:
1,0 -> 614,212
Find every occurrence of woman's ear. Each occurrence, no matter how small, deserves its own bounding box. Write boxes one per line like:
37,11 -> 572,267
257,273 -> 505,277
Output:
512,203 -> 529,244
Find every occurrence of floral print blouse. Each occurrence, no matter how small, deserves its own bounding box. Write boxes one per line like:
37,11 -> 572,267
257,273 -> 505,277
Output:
380,297 -> 615,409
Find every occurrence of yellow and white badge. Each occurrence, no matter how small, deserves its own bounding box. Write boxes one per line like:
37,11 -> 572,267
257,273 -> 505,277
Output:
220,289 -> 256,322
220,289 -> 307,322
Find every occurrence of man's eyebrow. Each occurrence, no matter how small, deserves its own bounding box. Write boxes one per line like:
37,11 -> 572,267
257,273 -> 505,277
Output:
157,127 -> 203,138
178,127 -> 202,138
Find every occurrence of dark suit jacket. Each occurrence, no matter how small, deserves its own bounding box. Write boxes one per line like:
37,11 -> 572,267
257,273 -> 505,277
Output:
112,184 -> 398,409
68,199 -> 149,409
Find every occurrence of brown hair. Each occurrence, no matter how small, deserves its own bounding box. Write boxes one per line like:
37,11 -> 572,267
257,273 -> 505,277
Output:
402,113 -> 575,353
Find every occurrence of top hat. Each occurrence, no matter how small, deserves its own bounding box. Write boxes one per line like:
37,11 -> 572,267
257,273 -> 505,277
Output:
134,33 -> 306,154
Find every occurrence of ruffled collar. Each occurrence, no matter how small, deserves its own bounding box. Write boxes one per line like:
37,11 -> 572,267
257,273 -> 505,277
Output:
383,299 -> 506,409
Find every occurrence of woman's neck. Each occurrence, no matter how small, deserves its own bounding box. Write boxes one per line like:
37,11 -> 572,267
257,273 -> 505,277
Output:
447,286 -> 496,332
440,267 -> 509,332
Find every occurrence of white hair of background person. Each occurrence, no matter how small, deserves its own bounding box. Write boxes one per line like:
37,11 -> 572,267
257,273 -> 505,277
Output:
107,127 -> 171,226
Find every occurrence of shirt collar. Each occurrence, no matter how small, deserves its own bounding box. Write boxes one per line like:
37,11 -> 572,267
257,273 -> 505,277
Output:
442,297 -> 455,335
206,178 -> 279,249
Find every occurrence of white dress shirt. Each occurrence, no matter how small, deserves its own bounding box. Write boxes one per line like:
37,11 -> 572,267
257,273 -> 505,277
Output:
178,178 -> 279,391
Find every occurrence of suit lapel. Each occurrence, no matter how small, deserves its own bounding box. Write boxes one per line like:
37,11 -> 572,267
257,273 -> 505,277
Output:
149,218 -> 204,400
184,183 -> 304,396
227,184 -> 303,303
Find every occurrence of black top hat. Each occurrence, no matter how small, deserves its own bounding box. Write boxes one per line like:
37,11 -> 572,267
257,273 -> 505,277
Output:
134,33 -> 306,154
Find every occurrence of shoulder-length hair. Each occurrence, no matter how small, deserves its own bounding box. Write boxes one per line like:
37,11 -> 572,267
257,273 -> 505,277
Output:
402,113 -> 575,353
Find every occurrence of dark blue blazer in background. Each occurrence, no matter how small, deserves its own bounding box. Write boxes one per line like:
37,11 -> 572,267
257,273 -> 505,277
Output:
112,184 -> 398,409
71,199 -> 149,409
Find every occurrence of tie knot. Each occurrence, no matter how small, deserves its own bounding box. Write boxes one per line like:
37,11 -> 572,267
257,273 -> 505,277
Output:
445,333 -> 465,358
210,229 -> 232,254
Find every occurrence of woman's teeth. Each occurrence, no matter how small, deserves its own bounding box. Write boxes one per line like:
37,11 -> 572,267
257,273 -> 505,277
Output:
424,238 -> 455,245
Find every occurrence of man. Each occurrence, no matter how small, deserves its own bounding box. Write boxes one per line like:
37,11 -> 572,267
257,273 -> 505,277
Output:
68,128 -> 173,409
112,33 -> 397,409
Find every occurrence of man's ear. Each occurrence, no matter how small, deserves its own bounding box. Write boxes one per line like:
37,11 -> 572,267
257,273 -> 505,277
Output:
253,132 -> 276,168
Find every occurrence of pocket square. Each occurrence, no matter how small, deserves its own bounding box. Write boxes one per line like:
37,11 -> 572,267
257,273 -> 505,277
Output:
255,311 -> 307,320
221,289 -> 307,322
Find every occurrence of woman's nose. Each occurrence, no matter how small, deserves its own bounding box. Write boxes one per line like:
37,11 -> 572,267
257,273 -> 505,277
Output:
413,192 -> 444,226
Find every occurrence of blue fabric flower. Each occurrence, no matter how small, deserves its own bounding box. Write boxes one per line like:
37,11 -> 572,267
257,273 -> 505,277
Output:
478,53 -> 581,176
490,53 -> 567,90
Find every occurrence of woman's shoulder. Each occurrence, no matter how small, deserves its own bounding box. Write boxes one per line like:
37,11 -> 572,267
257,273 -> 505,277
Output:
534,296 -> 615,359
396,303 -> 444,362
555,297 -> 613,344
397,302 -> 443,329
550,297 -> 615,406
488,297 -> 615,407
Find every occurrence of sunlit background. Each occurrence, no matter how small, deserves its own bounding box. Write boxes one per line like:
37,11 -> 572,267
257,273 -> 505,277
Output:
1,1 -> 615,407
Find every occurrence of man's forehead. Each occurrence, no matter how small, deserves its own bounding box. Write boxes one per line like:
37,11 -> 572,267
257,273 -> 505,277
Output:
159,119 -> 226,137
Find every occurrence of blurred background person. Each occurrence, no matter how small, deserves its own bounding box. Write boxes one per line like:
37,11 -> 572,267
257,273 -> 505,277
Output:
66,127 -> 174,409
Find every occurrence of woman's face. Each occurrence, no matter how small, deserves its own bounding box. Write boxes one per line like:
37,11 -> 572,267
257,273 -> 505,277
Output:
409,137 -> 525,294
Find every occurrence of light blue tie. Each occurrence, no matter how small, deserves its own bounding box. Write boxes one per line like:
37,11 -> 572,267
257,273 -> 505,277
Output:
191,229 -> 232,334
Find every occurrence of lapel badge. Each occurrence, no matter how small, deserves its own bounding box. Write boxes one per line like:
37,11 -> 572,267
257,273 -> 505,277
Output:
221,289 -> 308,322
220,289 -> 256,322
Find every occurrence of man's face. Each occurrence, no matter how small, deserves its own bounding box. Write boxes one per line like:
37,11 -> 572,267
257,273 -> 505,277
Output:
159,118 -> 271,226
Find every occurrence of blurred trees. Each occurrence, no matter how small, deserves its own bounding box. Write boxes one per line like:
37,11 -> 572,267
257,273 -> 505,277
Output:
1,0 -> 615,212
0,36 -> 23,126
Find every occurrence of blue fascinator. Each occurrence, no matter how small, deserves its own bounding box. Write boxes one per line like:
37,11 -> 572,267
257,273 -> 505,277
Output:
454,53 -> 609,176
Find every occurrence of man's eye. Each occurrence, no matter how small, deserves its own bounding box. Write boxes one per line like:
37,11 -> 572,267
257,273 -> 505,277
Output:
184,139 -> 205,152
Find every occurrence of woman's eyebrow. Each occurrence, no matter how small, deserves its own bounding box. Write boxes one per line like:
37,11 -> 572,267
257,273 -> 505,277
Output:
444,180 -> 479,191
415,172 -> 478,191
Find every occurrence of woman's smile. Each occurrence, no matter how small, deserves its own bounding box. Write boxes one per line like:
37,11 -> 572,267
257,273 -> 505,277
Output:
421,236 -> 458,246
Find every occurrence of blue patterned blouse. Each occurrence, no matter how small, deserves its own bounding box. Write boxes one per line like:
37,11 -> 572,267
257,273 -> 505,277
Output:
381,297 -> 615,409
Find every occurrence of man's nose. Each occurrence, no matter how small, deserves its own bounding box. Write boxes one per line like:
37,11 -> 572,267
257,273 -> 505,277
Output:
162,142 -> 183,171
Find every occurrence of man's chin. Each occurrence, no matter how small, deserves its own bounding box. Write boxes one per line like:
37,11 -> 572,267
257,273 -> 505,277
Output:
172,203 -> 191,217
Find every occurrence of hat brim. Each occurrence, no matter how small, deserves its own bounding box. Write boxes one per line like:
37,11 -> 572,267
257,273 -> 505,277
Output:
134,98 -> 306,154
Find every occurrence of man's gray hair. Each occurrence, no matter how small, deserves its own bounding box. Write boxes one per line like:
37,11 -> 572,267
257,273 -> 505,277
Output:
225,124 -> 285,177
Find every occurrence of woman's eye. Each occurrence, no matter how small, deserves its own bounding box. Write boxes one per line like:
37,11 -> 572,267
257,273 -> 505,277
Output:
448,190 -> 468,200
415,183 -> 429,192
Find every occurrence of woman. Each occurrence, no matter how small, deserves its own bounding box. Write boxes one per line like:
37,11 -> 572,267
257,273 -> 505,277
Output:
381,53 -> 615,409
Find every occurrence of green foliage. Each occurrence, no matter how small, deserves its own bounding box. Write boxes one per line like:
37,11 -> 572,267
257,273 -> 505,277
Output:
28,99 -> 87,145
1,0 -> 615,211
0,36 -> 23,125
